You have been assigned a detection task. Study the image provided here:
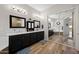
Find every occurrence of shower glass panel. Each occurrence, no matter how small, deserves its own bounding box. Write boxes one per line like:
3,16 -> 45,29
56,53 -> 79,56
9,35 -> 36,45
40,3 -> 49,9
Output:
58,10 -> 74,46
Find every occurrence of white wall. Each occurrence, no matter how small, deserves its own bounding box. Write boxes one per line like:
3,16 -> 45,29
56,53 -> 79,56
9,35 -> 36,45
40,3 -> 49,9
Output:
48,17 -> 63,32
73,6 -> 79,49
40,13 -> 48,41
0,4 -> 41,51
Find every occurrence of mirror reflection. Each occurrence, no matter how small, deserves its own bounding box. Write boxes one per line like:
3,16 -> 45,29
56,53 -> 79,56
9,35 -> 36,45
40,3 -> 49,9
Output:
10,15 -> 26,28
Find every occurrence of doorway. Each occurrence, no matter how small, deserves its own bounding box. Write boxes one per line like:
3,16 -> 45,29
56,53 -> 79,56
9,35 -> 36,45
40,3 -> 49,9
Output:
48,9 -> 74,47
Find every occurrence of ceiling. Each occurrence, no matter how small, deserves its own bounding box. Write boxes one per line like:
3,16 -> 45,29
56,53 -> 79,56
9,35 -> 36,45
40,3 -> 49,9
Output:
28,4 -> 54,12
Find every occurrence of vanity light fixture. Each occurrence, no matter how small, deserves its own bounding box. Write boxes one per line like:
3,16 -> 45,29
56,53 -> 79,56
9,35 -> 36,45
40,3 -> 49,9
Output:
11,6 -> 27,15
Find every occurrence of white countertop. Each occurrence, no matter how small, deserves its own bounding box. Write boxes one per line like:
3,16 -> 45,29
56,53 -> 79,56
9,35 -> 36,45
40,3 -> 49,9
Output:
9,30 -> 44,36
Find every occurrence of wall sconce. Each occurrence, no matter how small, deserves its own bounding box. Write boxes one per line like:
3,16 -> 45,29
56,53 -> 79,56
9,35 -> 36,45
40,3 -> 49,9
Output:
11,6 -> 28,15
29,18 -> 32,20
56,21 -> 61,25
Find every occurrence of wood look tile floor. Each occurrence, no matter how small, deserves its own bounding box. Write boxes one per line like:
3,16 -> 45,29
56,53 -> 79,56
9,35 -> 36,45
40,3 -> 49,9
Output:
29,35 -> 79,54
1,35 -> 79,54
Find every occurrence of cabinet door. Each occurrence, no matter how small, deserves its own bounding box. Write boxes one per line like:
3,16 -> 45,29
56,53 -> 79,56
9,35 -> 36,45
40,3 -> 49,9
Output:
9,35 -> 23,53
40,31 -> 44,40
37,31 -> 44,41
36,32 -> 40,41
30,33 -> 37,45
22,34 -> 30,47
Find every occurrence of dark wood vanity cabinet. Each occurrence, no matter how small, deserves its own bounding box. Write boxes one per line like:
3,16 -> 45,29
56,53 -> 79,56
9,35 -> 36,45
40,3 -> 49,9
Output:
9,31 -> 44,54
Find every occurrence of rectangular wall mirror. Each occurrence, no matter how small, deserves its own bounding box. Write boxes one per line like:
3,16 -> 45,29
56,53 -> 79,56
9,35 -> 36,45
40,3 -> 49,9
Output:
27,21 -> 34,31
10,15 -> 26,28
34,20 -> 40,28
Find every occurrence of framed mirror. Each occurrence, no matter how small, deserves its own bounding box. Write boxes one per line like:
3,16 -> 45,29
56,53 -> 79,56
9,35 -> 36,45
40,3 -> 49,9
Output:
48,23 -> 51,28
10,15 -> 26,28
27,21 -> 34,31
34,20 -> 40,28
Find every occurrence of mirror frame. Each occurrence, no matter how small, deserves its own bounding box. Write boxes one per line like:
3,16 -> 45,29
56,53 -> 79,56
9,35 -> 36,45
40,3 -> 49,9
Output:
34,20 -> 40,28
10,15 -> 26,28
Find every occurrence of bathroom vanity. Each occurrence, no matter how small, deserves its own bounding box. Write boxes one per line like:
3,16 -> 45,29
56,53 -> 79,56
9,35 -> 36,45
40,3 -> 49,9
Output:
9,30 -> 44,54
